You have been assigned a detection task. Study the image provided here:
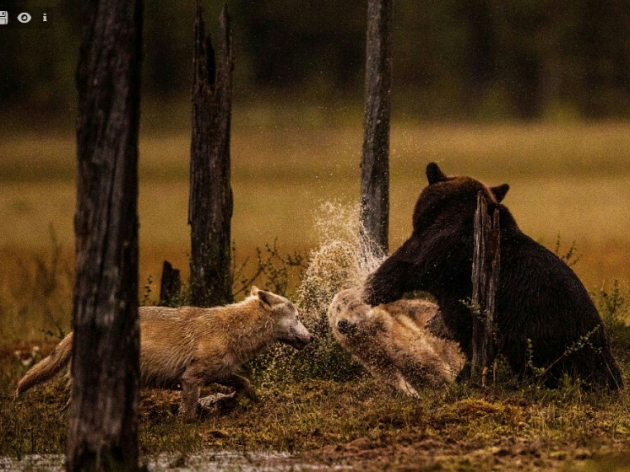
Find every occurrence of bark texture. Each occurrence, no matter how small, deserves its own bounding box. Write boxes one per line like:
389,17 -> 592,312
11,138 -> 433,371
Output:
360,0 -> 392,254
67,0 -> 142,470
189,1 -> 234,307
471,192 -> 500,386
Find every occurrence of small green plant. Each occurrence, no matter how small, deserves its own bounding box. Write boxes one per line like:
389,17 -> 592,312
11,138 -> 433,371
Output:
14,225 -> 67,300
554,235 -> 581,267
525,338 -> 547,378
461,297 -> 483,320
231,239 -> 306,299
38,311 -> 66,340
595,281 -> 630,363
523,325 -> 603,390
141,275 -> 154,306
3,225 -> 72,342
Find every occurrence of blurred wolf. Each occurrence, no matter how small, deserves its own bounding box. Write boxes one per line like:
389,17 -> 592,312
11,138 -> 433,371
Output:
16,287 -> 312,420
328,289 -> 463,396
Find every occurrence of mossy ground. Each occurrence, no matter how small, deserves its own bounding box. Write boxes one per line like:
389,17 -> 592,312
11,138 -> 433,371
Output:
3,344 -> 630,470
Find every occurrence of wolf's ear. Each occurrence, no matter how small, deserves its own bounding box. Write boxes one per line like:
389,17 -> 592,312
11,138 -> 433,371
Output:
426,162 -> 448,185
491,183 -> 510,202
250,286 -> 260,297
257,289 -> 275,310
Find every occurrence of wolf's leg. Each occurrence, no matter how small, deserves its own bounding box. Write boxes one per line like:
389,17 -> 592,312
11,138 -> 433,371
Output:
394,371 -> 419,397
198,373 -> 256,411
180,368 -> 202,421
219,373 -> 257,402
180,381 -> 200,421
367,360 -> 418,397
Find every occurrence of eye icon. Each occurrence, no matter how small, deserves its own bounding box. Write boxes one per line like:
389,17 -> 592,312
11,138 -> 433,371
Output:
18,12 -> 32,23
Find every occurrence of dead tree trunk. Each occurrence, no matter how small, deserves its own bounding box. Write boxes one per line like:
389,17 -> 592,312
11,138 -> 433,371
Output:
360,0 -> 392,255
67,1 -> 142,470
471,192 -> 500,387
159,261 -> 181,306
189,1 -> 234,307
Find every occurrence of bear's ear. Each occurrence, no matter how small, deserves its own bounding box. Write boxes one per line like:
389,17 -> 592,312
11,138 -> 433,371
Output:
426,162 -> 448,185
250,286 -> 260,297
491,183 -> 510,202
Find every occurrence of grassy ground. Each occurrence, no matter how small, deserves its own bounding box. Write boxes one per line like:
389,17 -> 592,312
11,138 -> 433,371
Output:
3,362 -> 630,470
1,119 -> 630,469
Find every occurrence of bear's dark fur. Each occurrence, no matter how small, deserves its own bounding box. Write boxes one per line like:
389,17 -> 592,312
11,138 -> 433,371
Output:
364,163 -> 623,389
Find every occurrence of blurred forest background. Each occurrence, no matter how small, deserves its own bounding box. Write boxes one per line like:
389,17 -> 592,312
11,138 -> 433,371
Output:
2,0 -> 630,121
1,0 -> 630,343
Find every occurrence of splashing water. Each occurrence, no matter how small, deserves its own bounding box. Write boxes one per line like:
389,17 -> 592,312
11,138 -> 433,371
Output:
297,201 -> 385,333
252,201 -> 386,382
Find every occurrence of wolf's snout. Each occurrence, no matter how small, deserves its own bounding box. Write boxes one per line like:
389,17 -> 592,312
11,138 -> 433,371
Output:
287,322 -> 312,350
301,332 -> 313,346
288,334 -> 311,350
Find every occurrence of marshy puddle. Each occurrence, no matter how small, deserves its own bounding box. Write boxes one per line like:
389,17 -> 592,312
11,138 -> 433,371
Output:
0,450 -> 352,471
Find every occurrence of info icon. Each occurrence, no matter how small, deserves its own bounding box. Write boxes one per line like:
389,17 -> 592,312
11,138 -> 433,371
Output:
0,11 -> 8,25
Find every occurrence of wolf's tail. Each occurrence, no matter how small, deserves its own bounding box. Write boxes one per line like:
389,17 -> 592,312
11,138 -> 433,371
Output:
15,333 -> 73,397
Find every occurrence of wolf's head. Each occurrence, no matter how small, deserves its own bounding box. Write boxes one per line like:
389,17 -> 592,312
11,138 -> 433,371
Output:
250,286 -> 312,350
328,289 -> 386,342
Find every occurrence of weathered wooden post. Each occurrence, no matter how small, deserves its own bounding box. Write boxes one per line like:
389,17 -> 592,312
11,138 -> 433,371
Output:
67,0 -> 142,470
471,192 -> 500,387
189,1 -> 234,307
360,0 -> 393,255
159,261 -> 181,306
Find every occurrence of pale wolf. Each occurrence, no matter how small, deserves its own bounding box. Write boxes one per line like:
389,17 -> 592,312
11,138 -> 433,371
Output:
16,287 -> 312,420
328,289 -> 463,396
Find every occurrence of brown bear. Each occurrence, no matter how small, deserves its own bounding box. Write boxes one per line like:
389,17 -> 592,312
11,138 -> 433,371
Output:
364,163 -> 623,389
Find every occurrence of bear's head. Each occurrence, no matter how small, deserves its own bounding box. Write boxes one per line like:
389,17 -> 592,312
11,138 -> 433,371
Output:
413,162 -> 509,235
364,163 -> 510,306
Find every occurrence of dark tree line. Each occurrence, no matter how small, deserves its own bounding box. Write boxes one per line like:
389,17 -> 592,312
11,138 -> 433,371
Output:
2,0 -> 630,119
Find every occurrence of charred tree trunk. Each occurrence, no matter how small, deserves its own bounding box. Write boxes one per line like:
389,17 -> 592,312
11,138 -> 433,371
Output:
67,1 -> 142,470
159,261 -> 181,306
360,0 -> 392,255
189,1 -> 234,307
471,192 -> 500,387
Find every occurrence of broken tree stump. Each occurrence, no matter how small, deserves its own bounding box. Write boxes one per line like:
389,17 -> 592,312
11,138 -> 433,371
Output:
189,1 -> 234,307
471,191 -> 501,387
159,261 -> 181,306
